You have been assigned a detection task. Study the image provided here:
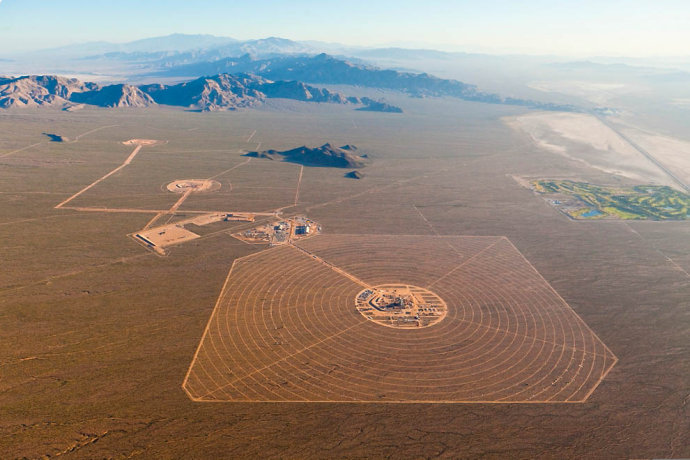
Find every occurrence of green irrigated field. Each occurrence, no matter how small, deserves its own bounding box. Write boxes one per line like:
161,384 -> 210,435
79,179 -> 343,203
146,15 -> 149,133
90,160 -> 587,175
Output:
533,180 -> 690,220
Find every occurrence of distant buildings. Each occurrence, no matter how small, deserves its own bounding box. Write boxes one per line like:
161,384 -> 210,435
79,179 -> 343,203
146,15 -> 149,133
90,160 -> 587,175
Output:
295,224 -> 312,235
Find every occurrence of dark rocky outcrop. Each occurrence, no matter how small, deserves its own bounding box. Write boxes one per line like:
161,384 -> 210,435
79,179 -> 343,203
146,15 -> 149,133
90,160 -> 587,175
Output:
345,170 -> 365,179
246,143 -> 368,168
357,98 -> 403,113
42,133 -> 68,142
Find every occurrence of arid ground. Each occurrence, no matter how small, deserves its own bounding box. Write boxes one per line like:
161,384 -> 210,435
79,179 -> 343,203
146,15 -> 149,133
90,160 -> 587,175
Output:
1,98 -> 688,458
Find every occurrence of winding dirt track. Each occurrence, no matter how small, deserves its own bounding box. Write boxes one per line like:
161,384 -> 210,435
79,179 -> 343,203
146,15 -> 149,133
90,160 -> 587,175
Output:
184,234 -> 617,403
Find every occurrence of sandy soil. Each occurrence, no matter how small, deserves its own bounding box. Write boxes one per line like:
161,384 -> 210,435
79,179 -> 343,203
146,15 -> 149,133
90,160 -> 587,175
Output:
617,127 -> 690,187
55,142 -> 145,208
187,213 -> 225,226
135,213 -> 255,254
4,104 -> 688,458
136,225 -> 200,253
527,80 -> 633,105
507,112 -> 674,186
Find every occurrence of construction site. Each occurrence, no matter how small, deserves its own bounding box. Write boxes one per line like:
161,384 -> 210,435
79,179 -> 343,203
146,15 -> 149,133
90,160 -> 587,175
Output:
234,215 -> 321,246
133,212 -> 256,255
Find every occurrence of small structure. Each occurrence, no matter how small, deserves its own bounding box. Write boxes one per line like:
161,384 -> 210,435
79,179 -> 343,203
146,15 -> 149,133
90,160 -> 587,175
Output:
295,224 -> 312,235
233,216 -> 321,245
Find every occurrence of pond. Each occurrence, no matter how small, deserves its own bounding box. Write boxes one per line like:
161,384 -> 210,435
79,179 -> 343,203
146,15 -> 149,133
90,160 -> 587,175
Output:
581,209 -> 604,218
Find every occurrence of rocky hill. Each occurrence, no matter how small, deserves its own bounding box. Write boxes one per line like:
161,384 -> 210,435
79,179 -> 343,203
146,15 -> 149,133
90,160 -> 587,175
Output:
140,73 -> 357,111
357,98 -> 403,113
71,84 -> 155,108
256,80 -> 349,104
345,170 -> 365,179
0,75 -> 97,108
246,143 -> 368,168
141,74 -> 265,111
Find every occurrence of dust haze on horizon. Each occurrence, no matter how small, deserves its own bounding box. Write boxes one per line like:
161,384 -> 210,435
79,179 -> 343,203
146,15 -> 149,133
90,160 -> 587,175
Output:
0,0 -> 689,59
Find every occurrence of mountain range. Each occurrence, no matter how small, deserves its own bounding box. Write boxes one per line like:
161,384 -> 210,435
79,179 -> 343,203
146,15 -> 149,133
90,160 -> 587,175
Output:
0,73 -> 401,112
0,35 -> 592,112
0,75 -> 98,108
151,53 -> 575,110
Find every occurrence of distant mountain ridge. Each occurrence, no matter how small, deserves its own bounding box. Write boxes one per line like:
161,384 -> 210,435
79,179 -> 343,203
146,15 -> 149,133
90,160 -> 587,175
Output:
61,36 -> 316,65
23,34 -> 240,59
0,73 -> 402,112
154,53 -> 576,111
3,35 -> 578,112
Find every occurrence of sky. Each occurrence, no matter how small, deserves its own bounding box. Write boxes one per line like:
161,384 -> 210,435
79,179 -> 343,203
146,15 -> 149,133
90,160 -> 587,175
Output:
0,0 -> 688,57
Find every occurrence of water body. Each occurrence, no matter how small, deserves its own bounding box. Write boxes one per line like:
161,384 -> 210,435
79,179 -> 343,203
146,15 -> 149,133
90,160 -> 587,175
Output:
581,209 -> 604,218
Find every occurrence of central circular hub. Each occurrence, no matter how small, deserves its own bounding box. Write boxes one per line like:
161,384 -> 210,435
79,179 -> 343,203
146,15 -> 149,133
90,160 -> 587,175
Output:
355,284 -> 447,329
166,179 -> 220,193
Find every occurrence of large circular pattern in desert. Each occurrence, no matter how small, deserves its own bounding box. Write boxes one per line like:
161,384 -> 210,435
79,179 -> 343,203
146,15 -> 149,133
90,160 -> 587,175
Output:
355,284 -> 447,329
183,234 -> 617,403
166,179 -> 221,193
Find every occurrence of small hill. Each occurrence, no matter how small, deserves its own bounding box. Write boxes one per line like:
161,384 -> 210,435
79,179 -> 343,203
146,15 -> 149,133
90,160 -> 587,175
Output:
357,98 -> 403,113
246,143 -> 368,168
42,133 -> 68,142
71,84 -> 155,108
345,170 -> 365,179
63,104 -> 85,112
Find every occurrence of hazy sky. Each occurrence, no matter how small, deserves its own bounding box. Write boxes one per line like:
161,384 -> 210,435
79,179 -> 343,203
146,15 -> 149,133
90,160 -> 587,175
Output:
0,0 -> 688,57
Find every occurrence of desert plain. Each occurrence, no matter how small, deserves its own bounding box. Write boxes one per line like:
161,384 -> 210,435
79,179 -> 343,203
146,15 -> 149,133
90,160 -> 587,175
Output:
1,96 -> 688,458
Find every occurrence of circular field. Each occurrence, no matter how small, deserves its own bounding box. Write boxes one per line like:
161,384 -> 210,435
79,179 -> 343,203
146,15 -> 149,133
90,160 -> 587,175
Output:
166,179 -> 221,194
355,284 -> 447,328
184,235 -> 617,403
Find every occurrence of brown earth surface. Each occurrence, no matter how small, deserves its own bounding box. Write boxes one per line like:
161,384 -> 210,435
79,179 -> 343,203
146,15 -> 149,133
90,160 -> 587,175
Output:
0,103 -> 687,458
